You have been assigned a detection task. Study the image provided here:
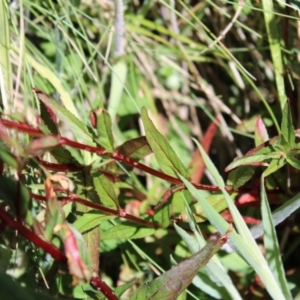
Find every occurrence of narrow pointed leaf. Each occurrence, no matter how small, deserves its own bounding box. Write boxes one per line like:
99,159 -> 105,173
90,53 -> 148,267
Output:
141,107 -> 189,178
130,231 -> 229,300
280,101 -> 295,147
260,178 -> 292,299
92,109 -> 114,151
179,174 -> 286,300
32,88 -> 94,145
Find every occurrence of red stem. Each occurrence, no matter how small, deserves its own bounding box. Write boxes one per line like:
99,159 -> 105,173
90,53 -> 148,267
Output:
31,192 -> 161,229
0,207 -> 67,263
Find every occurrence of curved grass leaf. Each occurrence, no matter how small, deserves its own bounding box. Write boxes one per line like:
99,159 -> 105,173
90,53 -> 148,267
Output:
130,230 -> 229,300
260,178 -> 292,300
251,191 -> 300,239
141,107 -> 189,179
179,174 -> 286,300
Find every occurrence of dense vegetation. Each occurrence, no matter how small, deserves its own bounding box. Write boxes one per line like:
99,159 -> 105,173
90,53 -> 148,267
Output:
1,0 -> 300,299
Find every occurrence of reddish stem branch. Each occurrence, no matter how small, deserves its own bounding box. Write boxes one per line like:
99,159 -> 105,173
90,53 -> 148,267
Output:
0,207 -> 118,300
31,192 -> 161,229
0,207 -> 67,263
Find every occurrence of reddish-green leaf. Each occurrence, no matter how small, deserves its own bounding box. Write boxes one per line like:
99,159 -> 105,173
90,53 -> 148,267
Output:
25,135 -> 60,156
44,178 -> 65,241
130,231 -> 229,300
32,88 -> 94,145
55,224 -> 92,283
141,107 -> 189,179
255,116 -> 269,147
116,136 -> 152,160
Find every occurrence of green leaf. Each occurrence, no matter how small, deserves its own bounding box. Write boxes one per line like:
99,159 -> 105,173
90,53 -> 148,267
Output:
286,155 -> 300,170
73,211 -> 116,233
93,175 -> 119,209
227,166 -> 255,189
101,222 -> 155,240
93,109 -> 114,151
260,178 -> 292,299
32,89 -> 94,145
280,101 -> 295,147
179,174 -> 286,300
130,231 -> 228,300
225,152 -> 281,172
262,157 -> 286,177
141,107 -> 189,179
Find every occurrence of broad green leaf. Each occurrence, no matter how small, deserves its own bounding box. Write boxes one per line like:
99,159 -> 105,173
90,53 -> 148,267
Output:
141,107 -> 189,179
117,136 -> 152,160
74,211 -> 116,233
227,166 -> 255,189
32,89 -> 94,145
93,174 -> 119,209
101,222 -> 155,240
93,109 -> 114,151
263,157 -> 286,177
130,230 -> 228,300
0,176 -> 30,219
279,101 -> 295,147
154,201 -> 172,228
260,178 -> 292,299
